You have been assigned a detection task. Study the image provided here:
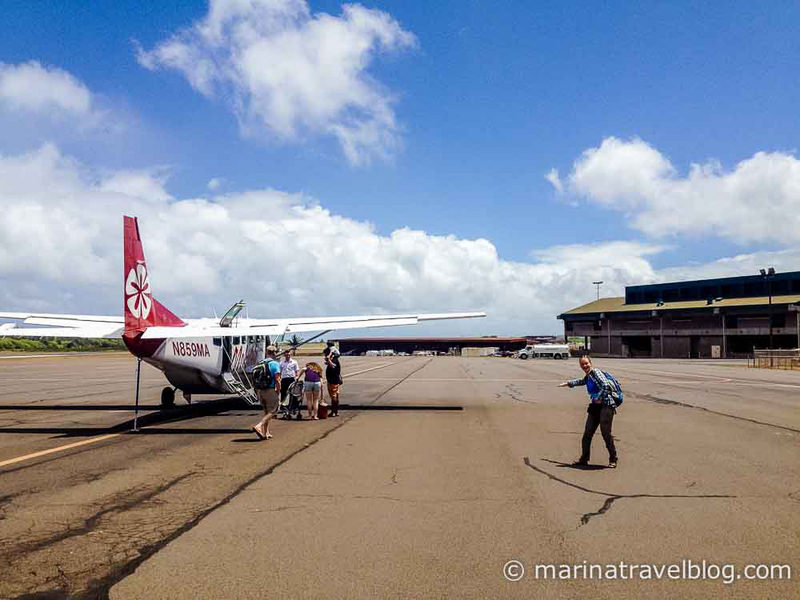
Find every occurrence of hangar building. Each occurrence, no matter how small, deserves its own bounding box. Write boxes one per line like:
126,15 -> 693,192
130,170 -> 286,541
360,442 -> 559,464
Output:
559,272 -> 800,358
334,337 -> 527,355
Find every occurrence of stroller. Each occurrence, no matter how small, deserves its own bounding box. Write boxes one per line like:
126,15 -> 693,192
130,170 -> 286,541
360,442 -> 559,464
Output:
281,378 -> 305,420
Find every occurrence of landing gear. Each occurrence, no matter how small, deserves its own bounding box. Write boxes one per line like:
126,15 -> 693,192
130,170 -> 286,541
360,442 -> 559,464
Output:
182,391 -> 192,405
161,386 -> 176,407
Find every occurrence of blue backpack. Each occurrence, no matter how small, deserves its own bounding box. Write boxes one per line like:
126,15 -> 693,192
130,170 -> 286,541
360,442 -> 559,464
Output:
602,371 -> 624,406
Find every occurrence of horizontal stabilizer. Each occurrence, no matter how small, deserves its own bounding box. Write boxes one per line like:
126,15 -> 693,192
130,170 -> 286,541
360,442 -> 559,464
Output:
0,312 -> 122,323
0,325 -> 123,339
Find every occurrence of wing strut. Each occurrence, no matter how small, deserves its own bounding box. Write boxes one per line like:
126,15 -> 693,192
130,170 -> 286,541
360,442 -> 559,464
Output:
284,329 -> 332,351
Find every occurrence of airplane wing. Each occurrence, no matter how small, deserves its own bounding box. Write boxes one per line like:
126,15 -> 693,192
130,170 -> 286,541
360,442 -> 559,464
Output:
0,313 -> 124,339
140,312 -> 486,339
1,310 -> 485,340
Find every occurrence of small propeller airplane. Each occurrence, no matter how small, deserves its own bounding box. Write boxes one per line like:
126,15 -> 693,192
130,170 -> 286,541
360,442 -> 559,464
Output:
0,216 -> 485,409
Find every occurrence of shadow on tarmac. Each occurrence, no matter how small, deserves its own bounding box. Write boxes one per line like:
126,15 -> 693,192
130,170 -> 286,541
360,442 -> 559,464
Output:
542,457 -> 610,471
0,398 -> 464,438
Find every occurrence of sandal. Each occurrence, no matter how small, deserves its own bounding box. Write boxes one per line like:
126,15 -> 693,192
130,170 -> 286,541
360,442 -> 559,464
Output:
251,426 -> 265,440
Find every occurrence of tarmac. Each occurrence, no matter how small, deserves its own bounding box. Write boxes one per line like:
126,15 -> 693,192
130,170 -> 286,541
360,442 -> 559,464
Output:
0,353 -> 798,599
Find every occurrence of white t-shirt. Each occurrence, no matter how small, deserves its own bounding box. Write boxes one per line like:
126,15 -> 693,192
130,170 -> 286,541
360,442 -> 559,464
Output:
280,358 -> 299,379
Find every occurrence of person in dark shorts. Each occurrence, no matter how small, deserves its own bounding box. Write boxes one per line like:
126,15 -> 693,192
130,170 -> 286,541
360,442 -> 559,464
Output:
558,356 -> 619,468
279,349 -> 299,418
323,346 -> 343,417
252,346 -> 281,440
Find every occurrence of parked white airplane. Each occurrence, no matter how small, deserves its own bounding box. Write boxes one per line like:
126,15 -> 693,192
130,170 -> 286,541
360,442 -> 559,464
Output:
0,216 -> 485,407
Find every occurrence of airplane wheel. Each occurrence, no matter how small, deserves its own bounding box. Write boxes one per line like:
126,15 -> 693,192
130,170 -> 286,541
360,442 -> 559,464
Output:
161,387 -> 175,407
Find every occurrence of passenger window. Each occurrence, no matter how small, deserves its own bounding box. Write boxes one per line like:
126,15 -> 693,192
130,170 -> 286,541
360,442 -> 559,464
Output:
233,337 -> 240,345
213,338 -> 221,347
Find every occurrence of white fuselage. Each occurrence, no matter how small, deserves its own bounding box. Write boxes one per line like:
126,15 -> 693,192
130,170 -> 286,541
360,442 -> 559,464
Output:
144,334 -> 268,394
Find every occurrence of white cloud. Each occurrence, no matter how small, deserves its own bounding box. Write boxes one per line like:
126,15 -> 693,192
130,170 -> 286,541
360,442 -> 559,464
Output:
4,145 -> 792,335
0,144 -> 676,334
657,248 -> 800,283
559,137 -> 800,245
207,177 -> 223,191
137,0 -> 417,165
0,61 -> 96,121
544,168 -> 562,193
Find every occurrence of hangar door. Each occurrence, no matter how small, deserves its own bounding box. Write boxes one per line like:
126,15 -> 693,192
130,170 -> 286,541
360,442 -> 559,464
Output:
623,336 -> 652,358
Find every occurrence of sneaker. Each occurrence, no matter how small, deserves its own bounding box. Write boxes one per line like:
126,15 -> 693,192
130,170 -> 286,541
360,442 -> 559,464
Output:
571,459 -> 589,467
608,460 -> 617,469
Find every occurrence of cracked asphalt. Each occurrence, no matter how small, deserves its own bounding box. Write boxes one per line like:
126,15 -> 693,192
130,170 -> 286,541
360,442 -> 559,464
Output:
1,354 -> 799,599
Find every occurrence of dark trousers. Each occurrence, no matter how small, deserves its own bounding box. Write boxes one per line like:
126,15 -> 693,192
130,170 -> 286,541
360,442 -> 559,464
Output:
581,405 -> 617,462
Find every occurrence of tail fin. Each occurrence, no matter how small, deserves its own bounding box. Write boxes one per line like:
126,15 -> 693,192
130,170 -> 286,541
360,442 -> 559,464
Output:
124,216 -> 185,335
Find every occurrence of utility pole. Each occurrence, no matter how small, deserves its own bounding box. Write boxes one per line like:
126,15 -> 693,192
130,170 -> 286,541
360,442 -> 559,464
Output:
760,267 -> 776,367
593,281 -> 603,301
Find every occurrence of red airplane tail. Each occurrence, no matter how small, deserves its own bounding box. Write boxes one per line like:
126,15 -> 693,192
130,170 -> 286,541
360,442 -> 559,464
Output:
123,216 -> 185,338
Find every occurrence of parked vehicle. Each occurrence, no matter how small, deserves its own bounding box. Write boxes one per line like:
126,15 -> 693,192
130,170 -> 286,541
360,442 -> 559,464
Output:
518,344 -> 570,359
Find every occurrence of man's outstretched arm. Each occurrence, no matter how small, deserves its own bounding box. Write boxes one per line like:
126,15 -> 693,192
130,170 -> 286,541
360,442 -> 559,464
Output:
558,375 -> 587,388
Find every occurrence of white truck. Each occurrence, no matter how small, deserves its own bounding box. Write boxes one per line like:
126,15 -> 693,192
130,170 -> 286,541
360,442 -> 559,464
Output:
518,343 -> 570,360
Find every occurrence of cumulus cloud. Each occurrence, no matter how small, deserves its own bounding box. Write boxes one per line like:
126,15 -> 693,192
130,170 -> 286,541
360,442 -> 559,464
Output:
0,61 -> 103,124
556,137 -> 800,245
5,145 -> 791,334
657,248 -> 800,284
0,144 -> 678,334
137,0 -> 417,165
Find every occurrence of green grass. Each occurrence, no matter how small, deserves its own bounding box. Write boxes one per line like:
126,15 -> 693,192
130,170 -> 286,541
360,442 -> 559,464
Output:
0,337 -> 126,352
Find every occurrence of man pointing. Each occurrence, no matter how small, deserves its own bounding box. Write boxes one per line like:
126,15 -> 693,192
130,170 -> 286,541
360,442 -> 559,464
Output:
559,356 -> 619,468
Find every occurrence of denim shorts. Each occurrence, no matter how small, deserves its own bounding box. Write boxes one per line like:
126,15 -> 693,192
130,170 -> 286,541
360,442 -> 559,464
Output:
303,381 -> 322,392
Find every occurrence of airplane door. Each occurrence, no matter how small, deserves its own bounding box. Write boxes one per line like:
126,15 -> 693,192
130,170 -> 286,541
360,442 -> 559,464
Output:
222,337 -> 232,373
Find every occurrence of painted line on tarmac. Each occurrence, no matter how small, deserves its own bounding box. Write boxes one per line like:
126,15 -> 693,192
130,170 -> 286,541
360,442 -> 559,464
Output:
346,359 -> 417,378
345,378 -> 559,382
0,433 -> 120,469
0,359 -> 415,470
616,365 -> 800,386
611,366 -> 800,390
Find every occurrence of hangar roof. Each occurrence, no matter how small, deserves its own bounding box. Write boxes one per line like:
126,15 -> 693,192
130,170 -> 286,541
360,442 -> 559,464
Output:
560,294 -> 800,318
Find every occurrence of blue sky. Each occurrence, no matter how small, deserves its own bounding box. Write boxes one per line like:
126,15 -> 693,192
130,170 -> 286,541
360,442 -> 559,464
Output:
1,1 -> 800,334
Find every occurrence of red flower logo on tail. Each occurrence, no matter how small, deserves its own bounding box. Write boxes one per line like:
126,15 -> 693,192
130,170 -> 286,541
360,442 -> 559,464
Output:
126,264 -> 152,319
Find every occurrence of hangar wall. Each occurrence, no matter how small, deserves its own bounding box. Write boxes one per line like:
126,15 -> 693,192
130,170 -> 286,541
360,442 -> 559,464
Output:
560,272 -> 800,359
